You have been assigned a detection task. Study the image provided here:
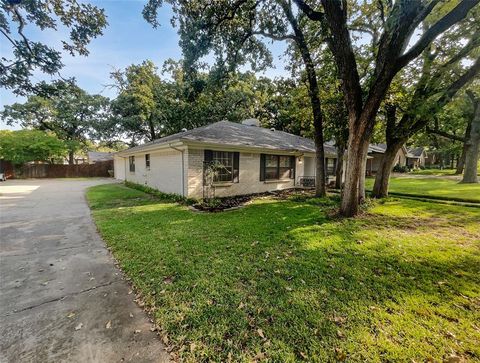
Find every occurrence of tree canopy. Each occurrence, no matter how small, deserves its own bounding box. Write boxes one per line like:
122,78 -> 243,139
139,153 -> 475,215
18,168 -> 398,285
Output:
0,129 -> 67,164
0,0 -> 107,94
1,81 -> 111,163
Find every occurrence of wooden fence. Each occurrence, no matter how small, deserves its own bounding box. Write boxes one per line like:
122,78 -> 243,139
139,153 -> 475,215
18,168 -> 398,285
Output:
2,160 -> 113,179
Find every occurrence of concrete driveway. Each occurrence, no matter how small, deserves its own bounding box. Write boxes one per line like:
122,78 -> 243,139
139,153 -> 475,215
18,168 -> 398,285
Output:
0,179 -> 169,363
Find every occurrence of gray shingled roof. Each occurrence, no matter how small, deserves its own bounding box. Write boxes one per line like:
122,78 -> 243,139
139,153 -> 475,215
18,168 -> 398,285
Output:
87,151 -> 114,162
368,143 -> 387,153
407,147 -> 425,158
120,121 -> 337,156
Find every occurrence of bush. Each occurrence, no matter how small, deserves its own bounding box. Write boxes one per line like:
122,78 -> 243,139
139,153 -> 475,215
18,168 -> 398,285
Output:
392,164 -> 409,173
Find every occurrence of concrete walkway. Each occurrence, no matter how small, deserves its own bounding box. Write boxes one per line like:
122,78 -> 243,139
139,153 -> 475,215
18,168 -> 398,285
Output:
0,179 -> 169,363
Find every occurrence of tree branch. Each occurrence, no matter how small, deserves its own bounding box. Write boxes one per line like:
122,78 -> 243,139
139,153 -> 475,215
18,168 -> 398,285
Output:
397,0 -> 480,69
292,0 -> 324,21
252,30 -> 296,41
426,126 -> 466,142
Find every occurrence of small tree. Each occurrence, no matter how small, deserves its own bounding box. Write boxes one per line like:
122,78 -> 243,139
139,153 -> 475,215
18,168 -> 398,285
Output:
1,81 -> 111,164
0,130 -> 67,164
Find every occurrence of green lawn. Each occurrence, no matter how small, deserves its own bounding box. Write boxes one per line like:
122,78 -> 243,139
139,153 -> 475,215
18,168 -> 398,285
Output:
87,184 -> 480,362
366,177 -> 480,203
410,168 -> 480,176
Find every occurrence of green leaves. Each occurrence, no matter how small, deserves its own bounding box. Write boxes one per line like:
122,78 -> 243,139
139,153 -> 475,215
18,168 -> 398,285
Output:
0,0 -> 107,95
0,130 -> 67,164
1,80 -> 111,161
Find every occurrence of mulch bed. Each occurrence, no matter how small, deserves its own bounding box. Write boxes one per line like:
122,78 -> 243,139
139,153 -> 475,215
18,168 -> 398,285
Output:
192,188 -> 314,212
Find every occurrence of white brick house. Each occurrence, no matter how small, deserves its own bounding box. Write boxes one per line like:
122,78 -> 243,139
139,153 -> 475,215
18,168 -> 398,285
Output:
114,120 -> 337,199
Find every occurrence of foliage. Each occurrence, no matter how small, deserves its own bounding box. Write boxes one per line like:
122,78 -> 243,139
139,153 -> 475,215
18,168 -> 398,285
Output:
1,80 -> 111,163
392,164 -> 409,173
88,183 -> 480,362
0,0 -> 107,94
110,60 -> 281,144
0,129 -> 67,164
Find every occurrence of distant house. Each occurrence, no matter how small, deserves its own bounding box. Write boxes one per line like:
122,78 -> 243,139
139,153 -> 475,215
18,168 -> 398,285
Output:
407,147 -> 428,168
114,119 -> 337,199
88,151 -> 114,164
366,144 -> 408,175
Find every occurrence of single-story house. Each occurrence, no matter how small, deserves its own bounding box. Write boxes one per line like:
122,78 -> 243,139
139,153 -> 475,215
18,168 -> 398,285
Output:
366,143 -> 408,174
114,119 -> 337,199
87,151 -> 114,164
406,147 -> 428,168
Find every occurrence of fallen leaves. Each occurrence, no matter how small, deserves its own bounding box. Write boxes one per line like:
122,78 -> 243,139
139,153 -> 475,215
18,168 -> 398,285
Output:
257,328 -> 265,339
334,347 -> 346,361
105,320 -> 112,329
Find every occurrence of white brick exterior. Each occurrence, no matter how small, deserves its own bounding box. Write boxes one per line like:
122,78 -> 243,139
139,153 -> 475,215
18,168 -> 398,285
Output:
114,145 -> 309,200
113,155 -> 125,180
186,148 -> 305,199
117,149 -> 186,196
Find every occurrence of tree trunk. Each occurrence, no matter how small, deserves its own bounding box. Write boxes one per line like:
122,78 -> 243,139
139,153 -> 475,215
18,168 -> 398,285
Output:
335,146 -> 344,189
372,141 -> 404,198
455,150 -> 466,174
340,134 -> 370,217
279,3 -> 327,197
148,114 -> 156,141
462,97 -> 480,183
68,150 -> 74,165
358,142 -> 369,202
455,118 -> 472,174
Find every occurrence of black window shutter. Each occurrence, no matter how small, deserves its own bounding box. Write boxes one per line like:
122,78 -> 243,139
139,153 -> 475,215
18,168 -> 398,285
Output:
233,152 -> 240,183
260,154 -> 266,181
290,155 -> 296,179
204,149 -> 213,162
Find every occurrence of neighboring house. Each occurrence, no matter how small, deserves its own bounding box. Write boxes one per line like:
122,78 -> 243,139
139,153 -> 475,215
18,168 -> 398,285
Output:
407,147 -> 428,168
114,119 -> 337,199
87,151 -> 114,164
366,143 -> 408,175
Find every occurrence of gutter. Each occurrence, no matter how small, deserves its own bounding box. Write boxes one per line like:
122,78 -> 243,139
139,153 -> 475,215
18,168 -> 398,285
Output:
169,143 -> 186,197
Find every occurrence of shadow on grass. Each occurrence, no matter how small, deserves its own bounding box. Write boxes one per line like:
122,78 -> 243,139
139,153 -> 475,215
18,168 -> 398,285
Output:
89,186 -> 480,362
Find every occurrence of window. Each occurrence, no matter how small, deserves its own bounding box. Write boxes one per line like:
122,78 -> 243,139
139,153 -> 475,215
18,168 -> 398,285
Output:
261,154 -> 295,180
129,156 -> 135,172
213,151 -> 234,183
204,150 -> 239,184
326,158 -> 336,175
145,154 -> 150,170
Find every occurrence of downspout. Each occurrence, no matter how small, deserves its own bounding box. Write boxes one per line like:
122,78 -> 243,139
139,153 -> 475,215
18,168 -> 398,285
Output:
169,143 -> 186,197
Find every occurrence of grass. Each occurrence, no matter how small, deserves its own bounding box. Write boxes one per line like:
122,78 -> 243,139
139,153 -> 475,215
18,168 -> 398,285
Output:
366,177 -> 480,203
410,167 -> 480,176
87,184 -> 480,362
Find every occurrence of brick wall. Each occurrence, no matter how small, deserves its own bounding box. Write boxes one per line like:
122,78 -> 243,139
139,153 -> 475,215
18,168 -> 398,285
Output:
122,149 -> 185,195
187,148 -> 305,199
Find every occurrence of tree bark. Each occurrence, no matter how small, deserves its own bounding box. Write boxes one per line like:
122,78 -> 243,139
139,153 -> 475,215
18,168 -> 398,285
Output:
148,114 -> 156,140
462,95 -> 480,183
335,146 -> 344,189
280,1 -> 326,197
455,148 -> 466,174
340,133 -> 370,217
372,140 -> 405,198
68,150 -> 74,165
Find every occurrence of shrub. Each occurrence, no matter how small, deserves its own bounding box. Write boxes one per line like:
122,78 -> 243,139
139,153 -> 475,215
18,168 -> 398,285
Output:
392,164 -> 409,173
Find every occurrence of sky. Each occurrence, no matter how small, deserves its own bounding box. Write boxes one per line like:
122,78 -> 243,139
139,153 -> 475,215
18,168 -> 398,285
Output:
0,0 -> 289,130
